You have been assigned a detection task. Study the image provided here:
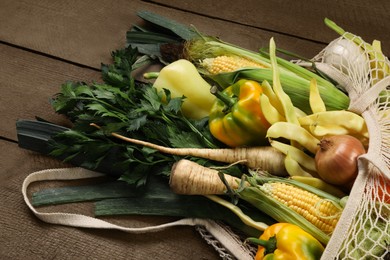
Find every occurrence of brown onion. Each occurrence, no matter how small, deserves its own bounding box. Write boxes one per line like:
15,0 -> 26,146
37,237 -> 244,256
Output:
315,135 -> 366,186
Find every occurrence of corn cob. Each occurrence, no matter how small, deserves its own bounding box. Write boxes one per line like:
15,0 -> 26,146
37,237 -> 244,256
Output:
184,36 -> 350,113
260,182 -> 341,234
201,55 -> 266,74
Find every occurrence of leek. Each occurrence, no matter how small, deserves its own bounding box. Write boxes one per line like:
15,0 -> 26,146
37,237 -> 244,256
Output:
130,11 -> 350,114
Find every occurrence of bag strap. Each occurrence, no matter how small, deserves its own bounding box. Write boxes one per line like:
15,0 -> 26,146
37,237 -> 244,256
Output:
348,76 -> 390,114
22,167 -> 254,260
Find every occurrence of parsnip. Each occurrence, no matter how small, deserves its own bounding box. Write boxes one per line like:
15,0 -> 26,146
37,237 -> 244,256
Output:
104,129 -> 288,176
170,159 -> 242,195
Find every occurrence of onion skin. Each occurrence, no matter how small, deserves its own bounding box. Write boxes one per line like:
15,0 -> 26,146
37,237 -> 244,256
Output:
315,135 -> 366,186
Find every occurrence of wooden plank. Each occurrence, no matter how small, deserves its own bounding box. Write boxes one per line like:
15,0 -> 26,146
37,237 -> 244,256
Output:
0,3 -> 327,142
0,0 -> 327,70
0,140 -> 220,259
0,43 -> 99,141
132,4 -> 327,58
151,0 -> 390,55
0,0 -> 146,68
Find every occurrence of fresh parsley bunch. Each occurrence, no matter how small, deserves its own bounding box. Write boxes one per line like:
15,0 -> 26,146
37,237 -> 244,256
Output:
49,46 -> 219,186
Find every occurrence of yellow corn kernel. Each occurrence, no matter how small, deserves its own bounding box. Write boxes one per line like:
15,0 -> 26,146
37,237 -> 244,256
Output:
261,182 -> 341,234
201,55 -> 265,74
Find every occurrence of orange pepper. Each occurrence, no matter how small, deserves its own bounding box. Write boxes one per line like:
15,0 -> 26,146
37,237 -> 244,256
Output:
209,79 -> 270,147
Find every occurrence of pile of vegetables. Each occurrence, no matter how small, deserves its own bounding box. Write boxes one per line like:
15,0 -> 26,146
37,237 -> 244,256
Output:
16,10 -> 390,260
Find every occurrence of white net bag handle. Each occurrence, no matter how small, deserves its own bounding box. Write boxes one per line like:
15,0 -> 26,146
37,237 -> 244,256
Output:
311,35 -> 390,259
22,167 -> 255,260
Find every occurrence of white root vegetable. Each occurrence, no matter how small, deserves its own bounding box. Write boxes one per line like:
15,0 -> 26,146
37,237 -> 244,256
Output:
170,159 -> 243,195
170,160 -> 269,231
107,130 -> 288,176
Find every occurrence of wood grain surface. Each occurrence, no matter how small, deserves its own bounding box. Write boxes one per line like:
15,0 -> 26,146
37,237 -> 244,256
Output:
1,0 -> 388,259
148,0 -> 390,55
0,141 -> 219,260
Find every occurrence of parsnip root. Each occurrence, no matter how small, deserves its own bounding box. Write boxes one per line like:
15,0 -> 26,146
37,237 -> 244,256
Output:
107,129 -> 288,176
169,159 -> 242,195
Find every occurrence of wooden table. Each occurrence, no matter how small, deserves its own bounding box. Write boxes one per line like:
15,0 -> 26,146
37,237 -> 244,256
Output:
1,1 -> 389,259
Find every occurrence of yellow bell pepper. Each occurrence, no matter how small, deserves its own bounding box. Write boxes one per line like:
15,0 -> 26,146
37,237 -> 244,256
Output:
152,59 -> 216,119
248,223 -> 324,260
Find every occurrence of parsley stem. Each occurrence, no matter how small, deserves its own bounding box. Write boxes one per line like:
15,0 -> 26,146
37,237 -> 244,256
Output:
160,112 -> 175,125
180,116 -> 217,149
158,111 -> 217,149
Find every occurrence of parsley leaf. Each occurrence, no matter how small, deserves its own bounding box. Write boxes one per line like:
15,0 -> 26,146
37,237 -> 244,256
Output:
49,45 -> 220,186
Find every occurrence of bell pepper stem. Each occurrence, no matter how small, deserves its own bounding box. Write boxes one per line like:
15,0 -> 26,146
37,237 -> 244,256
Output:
210,85 -> 235,108
246,235 -> 277,255
143,72 -> 160,79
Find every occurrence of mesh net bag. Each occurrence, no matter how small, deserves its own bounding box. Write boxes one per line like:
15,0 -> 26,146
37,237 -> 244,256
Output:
308,33 -> 390,259
20,27 -> 389,260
